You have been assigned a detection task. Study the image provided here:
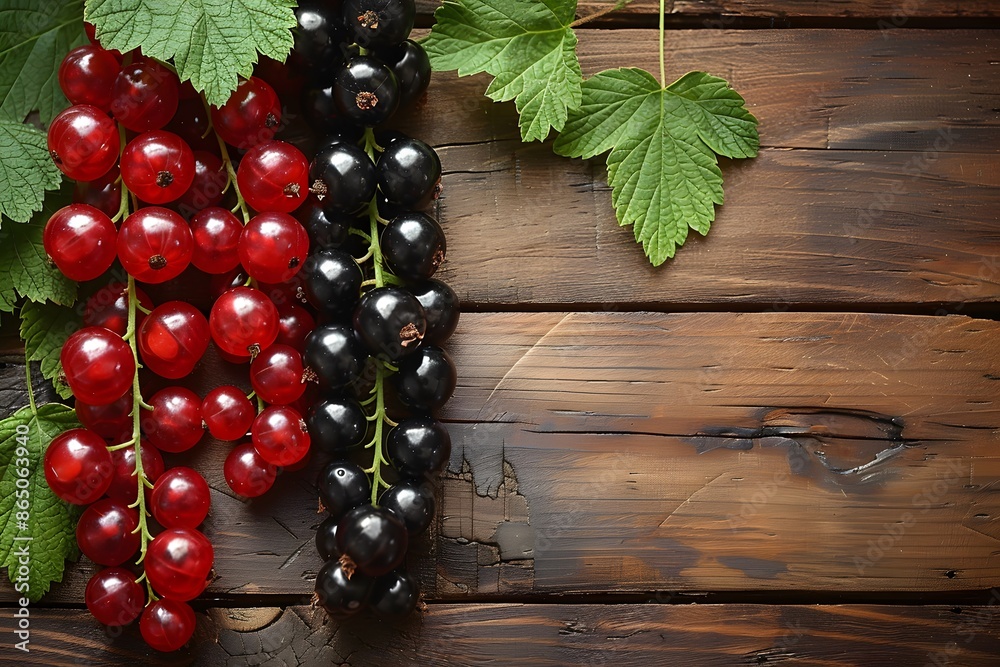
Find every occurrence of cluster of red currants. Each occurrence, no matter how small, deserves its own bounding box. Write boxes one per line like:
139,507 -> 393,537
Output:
41,19 -> 322,652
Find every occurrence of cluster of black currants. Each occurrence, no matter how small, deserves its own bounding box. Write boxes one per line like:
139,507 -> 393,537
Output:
289,0 -> 459,618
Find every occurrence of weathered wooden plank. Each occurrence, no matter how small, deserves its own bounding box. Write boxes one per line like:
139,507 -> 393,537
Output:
3,603 -> 1000,665
3,312 -> 997,602
402,30 -> 1000,153
430,145 -> 1000,307
386,29 -> 1000,307
416,0 -> 1000,20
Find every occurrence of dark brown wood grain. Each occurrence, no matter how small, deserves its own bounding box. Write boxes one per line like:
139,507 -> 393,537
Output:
404,30 -> 1000,153
3,603 -> 999,666
416,0 -> 1000,20
384,29 -> 1000,307
4,312 -> 997,602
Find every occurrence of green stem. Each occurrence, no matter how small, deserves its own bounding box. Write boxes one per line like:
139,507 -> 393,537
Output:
659,0 -> 666,87
570,0 -> 636,28
363,362 -> 394,505
23,353 -> 36,416
202,97 -> 251,223
359,127 -> 398,506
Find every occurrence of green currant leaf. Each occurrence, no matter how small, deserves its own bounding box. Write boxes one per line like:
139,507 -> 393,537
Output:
20,300 -> 80,399
554,69 -> 759,265
0,120 -> 63,224
0,182 -> 77,311
84,0 -> 296,106
0,402 -> 82,602
423,0 -> 582,143
0,0 -> 87,123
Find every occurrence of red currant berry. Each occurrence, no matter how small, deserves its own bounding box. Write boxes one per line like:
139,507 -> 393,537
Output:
84,22 -> 122,60
121,131 -> 195,204
43,428 -> 113,505
111,60 -> 179,132
224,442 -> 277,497
256,280 -> 308,309
237,141 -> 309,213
176,151 -> 227,215
73,164 -> 122,218
251,405 -> 310,467
165,97 -> 215,152
210,77 -> 281,149
117,206 -> 193,283
85,567 -> 144,627
143,387 -> 205,453
42,203 -> 117,282
47,104 -> 119,181
76,497 -> 140,566
60,327 -> 135,405
250,345 -> 307,405
59,44 -> 120,111
106,441 -> 165,504
239,213 -> 310,283
75,391 -> 133,441
276,302 -> 316,351
140,599 -> 196,652
190,207 -> 242,274
209,268 -> 248,300
150,467 -> 211,529
138,301 -> 211,379
201,385 -> 255,441
209,287 -> 280,357
145,527 -> 214,601
82,281 -> 154,336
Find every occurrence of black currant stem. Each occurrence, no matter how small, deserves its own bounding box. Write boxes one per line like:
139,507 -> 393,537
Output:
363,362 -> 394,505
359,127 -> 399,506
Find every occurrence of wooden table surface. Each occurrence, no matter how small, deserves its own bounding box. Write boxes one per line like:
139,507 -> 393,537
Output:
2,1 -> 1000,665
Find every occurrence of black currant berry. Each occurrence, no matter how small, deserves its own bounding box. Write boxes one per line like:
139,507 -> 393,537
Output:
293,1 -> 346,67
353,286 -> 427,361
387,417 -> 451,478
381,212 -> 446,281
376,39 -> 430,107
296,197 -> 351,251
369,570 -> 420,618
315,559 -> 373,618
342,0 -> 416,49
333,56 -> 400,127
303,323 -> 368,388
336,504 -> 409,576
303,249 -> 363,314
316,514 -> 342,560
318,461 -> 371,519
381,479 -> 436,535
392,345 -> 457,411
309,141 -> 377,215
409,279 -> 460,344
307,395 -> 369,453
377,137 -> 441,208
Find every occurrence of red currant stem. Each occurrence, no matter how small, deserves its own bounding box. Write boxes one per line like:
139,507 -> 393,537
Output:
256,394 -> 266,414
23,351 -> 37,416
125,275 -> 156,565
201,96 -> 251,223
111,129 -> 130,223
115,168 -> 157,589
